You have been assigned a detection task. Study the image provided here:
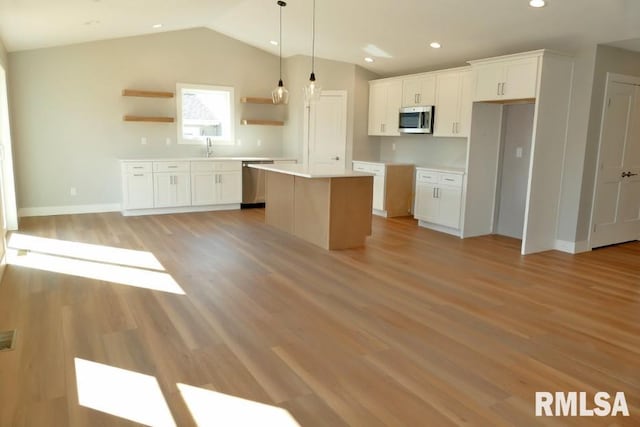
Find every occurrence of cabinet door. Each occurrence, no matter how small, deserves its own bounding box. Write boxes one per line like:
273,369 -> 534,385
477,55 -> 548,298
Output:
434,72 -> 460,137
154,174 -> 174,208
384,80 -> 402,136
125,173 -> 154,209
191,172 -> 216,206
438,186 -> 462,229
414,183 -> 439,223
456,71 -> 473,137
473,62 -> 503,101
174,172 -> 191,206
368,83 -> 386,135
403,75 -> 436,106
402,78 -> 422,107
503,57 -> 539,100
217,171 -> 242,204
372,175 -> 385,211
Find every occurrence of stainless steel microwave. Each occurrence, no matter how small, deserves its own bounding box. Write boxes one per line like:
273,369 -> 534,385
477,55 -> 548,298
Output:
399,106 -> 434,134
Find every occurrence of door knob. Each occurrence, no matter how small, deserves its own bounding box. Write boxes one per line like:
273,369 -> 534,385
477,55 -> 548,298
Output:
331,156 -> 340,161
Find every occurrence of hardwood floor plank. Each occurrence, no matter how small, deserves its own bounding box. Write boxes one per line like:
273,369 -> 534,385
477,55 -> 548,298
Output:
0,211 -> 638,426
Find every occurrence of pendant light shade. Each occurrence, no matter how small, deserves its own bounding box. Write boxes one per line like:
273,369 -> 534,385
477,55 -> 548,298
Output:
304,0 -> 321,103
272,1 -> 289,105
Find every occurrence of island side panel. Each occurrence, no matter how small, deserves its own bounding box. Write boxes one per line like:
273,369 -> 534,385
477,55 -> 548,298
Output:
385,165 -> 415,217
293,177 -> 331,249
328,176 -> 374,250
265,171 -> 295,234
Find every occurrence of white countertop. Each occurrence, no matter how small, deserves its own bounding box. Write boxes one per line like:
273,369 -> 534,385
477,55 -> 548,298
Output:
120,157 -> 297,162
352,160 -> 414,166
249,163 -> 374,179
416,165 -> 466,174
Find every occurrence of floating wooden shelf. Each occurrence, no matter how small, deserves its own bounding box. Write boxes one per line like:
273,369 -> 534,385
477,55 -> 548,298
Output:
123,115 -> 175,123
241,119 -> 284,126
122,89 -> 174,98
241,97 -> 275,104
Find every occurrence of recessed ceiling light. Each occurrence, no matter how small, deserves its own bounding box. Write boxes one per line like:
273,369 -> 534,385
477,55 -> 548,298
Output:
364,57 -> 374,63
430,42 -> 441,49
152,24 -> 163,29
529,0 -> 546,7
270,40 -> 279,46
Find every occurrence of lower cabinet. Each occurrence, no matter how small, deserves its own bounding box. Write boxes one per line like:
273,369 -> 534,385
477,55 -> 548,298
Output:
352,161 -> 414,217
121,159 -> 242,214
191,161 -> 242,206
414,168 -> 464,231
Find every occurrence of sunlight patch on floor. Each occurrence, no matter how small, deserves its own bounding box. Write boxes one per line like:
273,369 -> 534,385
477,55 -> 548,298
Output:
7,249 -> 185,294
8,233 -> 165,271
75,358 -> 176,427
177,383 -> 300,427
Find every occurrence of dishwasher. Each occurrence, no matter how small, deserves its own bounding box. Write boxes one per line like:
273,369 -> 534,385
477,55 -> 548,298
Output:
241,160 -> 274,208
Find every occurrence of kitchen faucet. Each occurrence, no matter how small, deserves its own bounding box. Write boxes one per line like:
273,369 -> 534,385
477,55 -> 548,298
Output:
206,137 -> 214,158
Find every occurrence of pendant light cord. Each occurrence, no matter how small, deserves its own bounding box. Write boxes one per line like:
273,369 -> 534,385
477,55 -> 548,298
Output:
279,3 -> 283,80
311,0 -> 316,73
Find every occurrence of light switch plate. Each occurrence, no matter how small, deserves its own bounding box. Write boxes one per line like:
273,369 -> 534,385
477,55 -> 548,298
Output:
516,147 -> 523,158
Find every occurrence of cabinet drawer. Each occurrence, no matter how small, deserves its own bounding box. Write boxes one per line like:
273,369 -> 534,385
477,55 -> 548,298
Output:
191,161 -> 241,172
125,162 -> 152,174
439,173 -> 463,187
352,163 -> 369,172
153,161 -> 190,173
369,164 -> 385,176
417,170 -> 438,184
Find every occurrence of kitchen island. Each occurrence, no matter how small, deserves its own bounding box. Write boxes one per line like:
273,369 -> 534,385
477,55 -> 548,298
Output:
249,163 -> 374,250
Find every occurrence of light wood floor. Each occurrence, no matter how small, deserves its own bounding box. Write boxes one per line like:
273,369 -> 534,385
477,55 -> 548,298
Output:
0,209 -> 638,426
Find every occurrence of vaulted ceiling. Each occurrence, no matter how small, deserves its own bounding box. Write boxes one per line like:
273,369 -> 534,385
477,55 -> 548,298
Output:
1,0 -> 639,75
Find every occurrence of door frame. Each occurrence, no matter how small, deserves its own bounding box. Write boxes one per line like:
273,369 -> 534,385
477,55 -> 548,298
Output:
302,90 -> 348,168
588,72 -> 640,249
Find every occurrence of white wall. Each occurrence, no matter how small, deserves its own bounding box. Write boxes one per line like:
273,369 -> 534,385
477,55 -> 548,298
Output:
8,28 -> 283,211
282,55 -> 378,166
574,45 -> 640,242
379,135 -> 468,168
0,38 -> 7,70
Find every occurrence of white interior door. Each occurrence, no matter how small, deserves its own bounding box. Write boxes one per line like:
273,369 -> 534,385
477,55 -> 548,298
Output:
591,75 -> 640,248
0,65 -> 16,232
304,90 -> 347,171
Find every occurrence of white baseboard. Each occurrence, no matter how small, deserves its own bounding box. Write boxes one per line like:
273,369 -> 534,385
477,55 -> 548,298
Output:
372,209 -> 388,218
417,220 -> 461,237
554,239 -> 591,254
122,204 -> 241,217
18,203 -> 121,218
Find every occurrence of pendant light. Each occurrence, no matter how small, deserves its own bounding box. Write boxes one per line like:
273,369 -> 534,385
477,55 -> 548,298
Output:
271,1 -> 289,104
304,0 -> 321,103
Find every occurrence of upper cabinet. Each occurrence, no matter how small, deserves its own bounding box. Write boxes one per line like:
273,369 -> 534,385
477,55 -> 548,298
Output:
368,80 -> 402,136
470,53 -> 540,102
434,69 -> 472,137
401,74 -> 436,107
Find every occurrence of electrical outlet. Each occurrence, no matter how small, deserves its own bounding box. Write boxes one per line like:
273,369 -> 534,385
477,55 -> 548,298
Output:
166,137 -> 171,145
257,139 -> 262,147
141,137 -> 147,145
70,187 -> 77,196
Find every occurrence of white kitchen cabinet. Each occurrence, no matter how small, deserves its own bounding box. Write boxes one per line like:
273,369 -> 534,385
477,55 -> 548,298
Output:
414,168 -> 464,231
353,161 -> 414,217
191,160 -> 241,206
471,54 -> 539,102
434,69 -> 472,137
153,161 -> 190,208
121,162 -> 154,210
368,79 -> 402,136
402,74 -> 436,107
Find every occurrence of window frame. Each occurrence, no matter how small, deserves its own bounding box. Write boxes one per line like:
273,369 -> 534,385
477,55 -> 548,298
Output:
176,83 -> 235,146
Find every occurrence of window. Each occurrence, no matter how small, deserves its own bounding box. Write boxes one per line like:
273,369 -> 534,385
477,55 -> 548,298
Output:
176,83 -> 234,145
